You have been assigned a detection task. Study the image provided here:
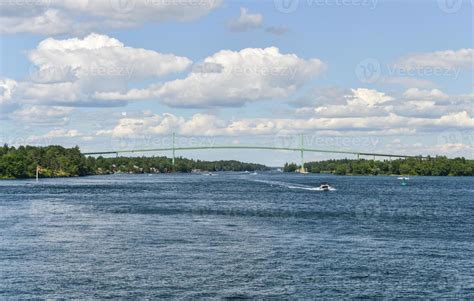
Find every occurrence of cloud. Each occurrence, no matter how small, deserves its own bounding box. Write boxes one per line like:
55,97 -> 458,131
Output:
292,86 -> 350,108
96,109 -> 474,139
26,128 -> 90,144
394,48 -> 473,70
228,7 -> 263,32
403,88 -> 448,101
0,0 -> 223,34
294,87 -> 473,120
378,76 -> 436,89
99,47 -> 327,107
0,9 -> 73,35
0,78 -> 19,116
347,88 -> 393,107
11,105 -> 74,126
265,26 -> 289,36
28,33 -> 192,82
10,33 -> 191,107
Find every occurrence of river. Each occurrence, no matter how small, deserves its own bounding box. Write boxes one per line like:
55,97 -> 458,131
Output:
1,173 -> 473,298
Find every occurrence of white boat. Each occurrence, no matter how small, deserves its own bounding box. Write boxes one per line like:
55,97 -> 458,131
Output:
319,183 -> 330,191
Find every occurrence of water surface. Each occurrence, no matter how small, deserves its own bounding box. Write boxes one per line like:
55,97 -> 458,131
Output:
1,173 -> 473,298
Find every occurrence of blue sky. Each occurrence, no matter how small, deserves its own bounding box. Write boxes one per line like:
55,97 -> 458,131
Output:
0,0 -> 473,165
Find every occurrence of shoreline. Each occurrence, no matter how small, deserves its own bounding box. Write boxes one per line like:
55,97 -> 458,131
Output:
2,171 -> 472,180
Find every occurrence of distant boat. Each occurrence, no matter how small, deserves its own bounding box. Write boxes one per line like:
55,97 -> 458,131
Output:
398,177 -> 409,186
251,171 -> 258,175
318,182 -> 332,191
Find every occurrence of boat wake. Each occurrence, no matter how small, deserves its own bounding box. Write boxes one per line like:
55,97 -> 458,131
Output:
251,179 -> 336,191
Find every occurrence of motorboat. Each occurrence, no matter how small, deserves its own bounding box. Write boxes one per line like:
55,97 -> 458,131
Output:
397,177 -> 409,186
319,183 -> 330,191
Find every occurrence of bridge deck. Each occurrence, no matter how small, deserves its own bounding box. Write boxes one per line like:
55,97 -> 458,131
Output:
83,145 -> 424,159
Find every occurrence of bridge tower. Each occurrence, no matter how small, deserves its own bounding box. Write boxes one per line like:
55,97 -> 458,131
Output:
172,132 -> 176,168
300,134 -> 306,173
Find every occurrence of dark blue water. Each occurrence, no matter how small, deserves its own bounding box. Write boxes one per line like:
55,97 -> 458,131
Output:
1,173 -> 473,298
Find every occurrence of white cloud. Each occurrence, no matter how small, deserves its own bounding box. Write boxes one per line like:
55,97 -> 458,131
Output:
297,88 -> 393,118
26,128 -> 88,144
28,33 -> 192,82
403,88 -> 448,101
0,78 -> 18,116
96,110 -> 474,139
346,88 -> 393,107
294,87 -> 473,120
0,0 -> 222,34
101,47 -> 327,107
0,78 -> 17,106
11,33 -> 191,107
11,105 -> 74,126
393,141 -> 473,157
0,9 -> 73,35
394,48 -> 473,70
228,7 -> 263,32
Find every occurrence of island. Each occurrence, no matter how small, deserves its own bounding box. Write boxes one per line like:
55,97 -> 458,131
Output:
284,158 -> 474,176
1,144 -> 473,179
0,145 -> 268,179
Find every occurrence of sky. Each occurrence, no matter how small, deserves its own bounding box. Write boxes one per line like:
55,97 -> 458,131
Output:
0,0 -> 473,165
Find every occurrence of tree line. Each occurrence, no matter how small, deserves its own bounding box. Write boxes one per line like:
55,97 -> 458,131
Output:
284,157 -> 474,176
2,145 -> 472,179
0,145 -> 268,179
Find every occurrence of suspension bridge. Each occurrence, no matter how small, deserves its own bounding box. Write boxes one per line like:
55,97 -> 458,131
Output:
83,133 -> 426,171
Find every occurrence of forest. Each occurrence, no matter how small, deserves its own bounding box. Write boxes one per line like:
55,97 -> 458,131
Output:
284,157 -> 474,176
0,145 -> 268,179
2,145 -> 473,179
